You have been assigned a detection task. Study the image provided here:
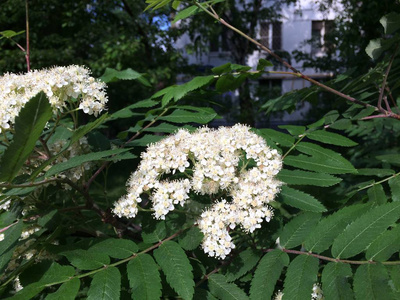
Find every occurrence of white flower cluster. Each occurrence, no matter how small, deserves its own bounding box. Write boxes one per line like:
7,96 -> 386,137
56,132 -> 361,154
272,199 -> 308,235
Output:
0,65 -> 107,132
311,283 -> 324,300
113,124 -> 282,259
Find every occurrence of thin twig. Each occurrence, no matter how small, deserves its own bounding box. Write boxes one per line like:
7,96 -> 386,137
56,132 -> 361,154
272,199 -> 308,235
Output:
25,0 -> 30,71
264,248 -> 400,265
378,44 -> 398,111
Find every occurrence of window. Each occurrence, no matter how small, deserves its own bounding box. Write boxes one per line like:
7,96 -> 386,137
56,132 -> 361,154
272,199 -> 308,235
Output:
260,22 -> 282,50
311,20 -> 333,56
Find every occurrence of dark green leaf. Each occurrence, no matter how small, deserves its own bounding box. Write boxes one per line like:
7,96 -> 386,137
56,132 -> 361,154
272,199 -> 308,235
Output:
141,219 -> 166,243
284,154 -> 356,174
127,254 -> 162,300
279,186 -> 326,212
0,30 -> 25,39
173,5 -> 199,23
0,220 -> 22,256
357,169 -> 395,177
194,288 -> 218,300
279,212 -> 321,249
321,262 -> 353,300
256,58 -> 273,71
208,274 -> 249,300
45,278 -> 80,300
60,249 -> 110,270
87,267 -> 121,300
249,250 -> 289,300
257,129 -> 294,147
224,248 -> 260,282
332,202 -> 400,259
366,225 -> 400,261
305,204 -> 372,253
153,241 -> 194,300
376,154 -> 400,166
178,226 -> 204,251
295,142 -> 357,174
12,263 -> 75,300
282,255 -> 319,300
367,184 -> 387,205
100,67 -> 150,86
380,12 -> 400,35
0,92 -> 52,182
278,125 -> 305,136
90,238 -> 138,259
277,169 -> 342,187
212,63 -> 232,75
45,148 -> 131,177
159,109 -> 217,124
307,130 -> 357,147
353,264 -> 393,300
389,176 -> 400,201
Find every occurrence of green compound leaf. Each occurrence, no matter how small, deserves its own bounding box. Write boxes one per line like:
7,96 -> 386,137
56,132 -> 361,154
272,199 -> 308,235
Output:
321,262 -> 353,300
353,264 -> 393,300
45,278 -> 80,300
223,248 -> 260,282
277,169 -> 342,187
100,67 -> 150,87
90,238 -> 138,259
332,202 -> 400,259
153,241 -> 194,300
257,128 -> 295,147
284,154 -> 355,174
366,225 -> 400,262
127,254 -> 162,300
295,142 -> 357,174
87,267 -> 121,300
249,250 -> 289,300
279,212 -> 321,249
282,255 -> 319,300
45,148 -> 132,177
367,184 -> 387,205
159,109 -> 217,124
305,203 -> 371,254
389,176 -> 400,201
389,266 -> 400,296
173,5 -> 199,23
0,92 -> 52,182
60,249 -> 110,270
279,186 -> 327,212
307,130 -> 357,147
208,274 -> 249,300
178,226 -> 204,251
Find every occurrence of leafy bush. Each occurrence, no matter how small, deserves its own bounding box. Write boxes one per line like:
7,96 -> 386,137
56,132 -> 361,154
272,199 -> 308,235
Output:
1,1 -> 400,299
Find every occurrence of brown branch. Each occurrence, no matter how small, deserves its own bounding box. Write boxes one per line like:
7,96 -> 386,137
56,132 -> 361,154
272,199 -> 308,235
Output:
25,0 -> 30,72
378,44 -> 398,112
264,248 -> 400,265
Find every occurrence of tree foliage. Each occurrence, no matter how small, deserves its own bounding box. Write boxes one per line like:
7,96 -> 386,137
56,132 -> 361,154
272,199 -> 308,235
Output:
1,0 -> 400,299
